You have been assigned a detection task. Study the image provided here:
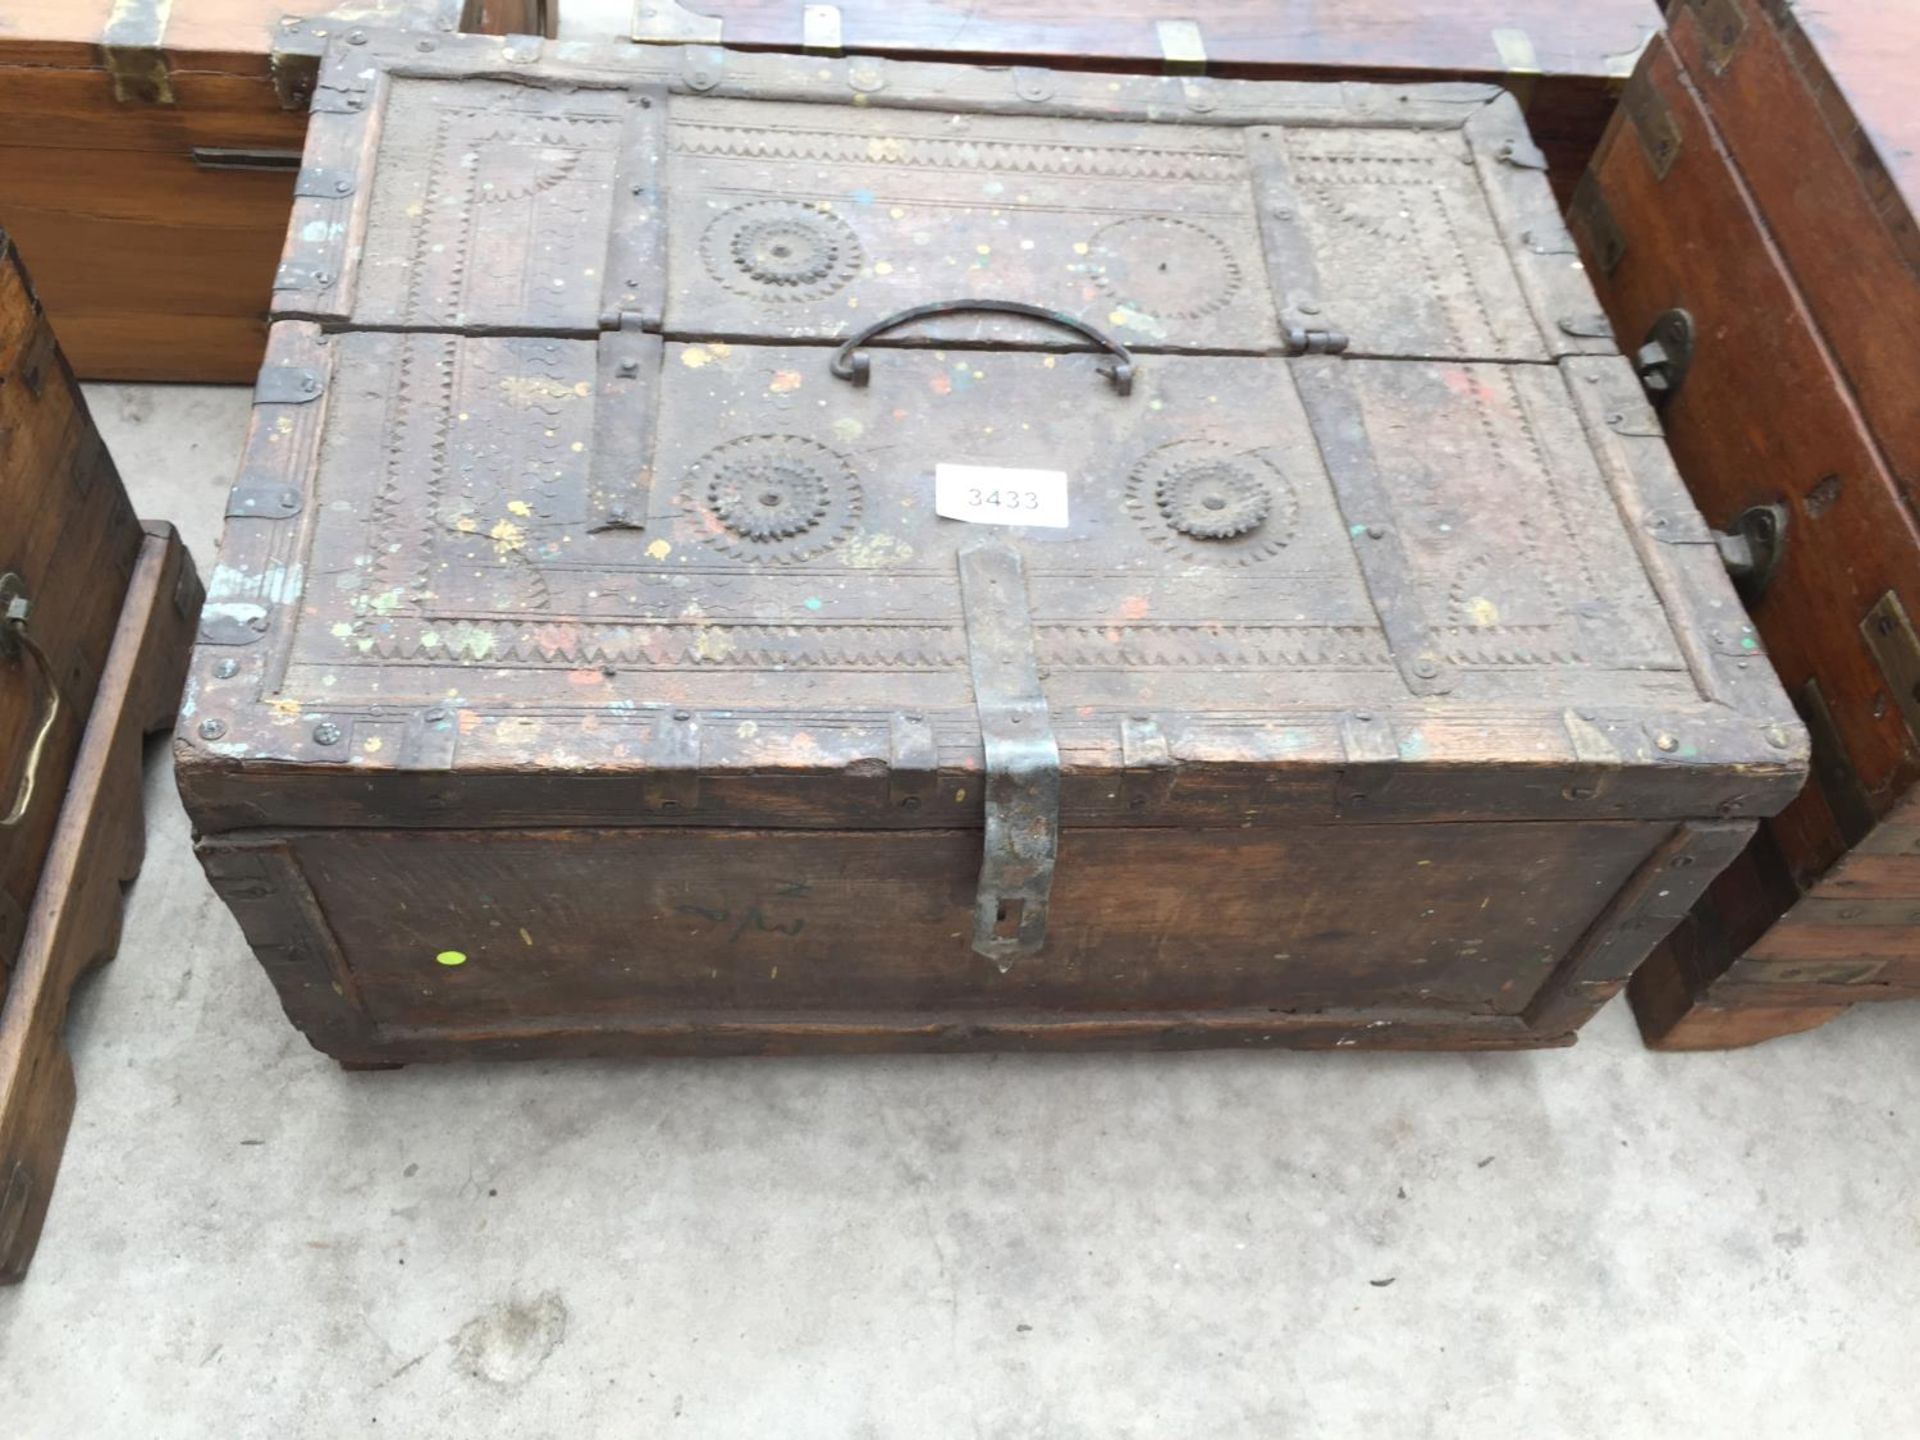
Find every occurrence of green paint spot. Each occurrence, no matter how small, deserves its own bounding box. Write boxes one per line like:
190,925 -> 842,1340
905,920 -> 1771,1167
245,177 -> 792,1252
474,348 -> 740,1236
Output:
804,597 -> 823,611
435,950 -> 468,967
1349,523 -> 1366,537
1741,636 -> 1758,651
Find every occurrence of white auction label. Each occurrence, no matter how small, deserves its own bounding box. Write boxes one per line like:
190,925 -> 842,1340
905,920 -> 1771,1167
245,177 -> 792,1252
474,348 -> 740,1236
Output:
933,463 -> 1071,529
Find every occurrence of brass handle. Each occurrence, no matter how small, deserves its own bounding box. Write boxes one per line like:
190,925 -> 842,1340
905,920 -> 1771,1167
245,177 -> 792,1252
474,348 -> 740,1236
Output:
828,299 -> 1136,395
1,575 -> 60,830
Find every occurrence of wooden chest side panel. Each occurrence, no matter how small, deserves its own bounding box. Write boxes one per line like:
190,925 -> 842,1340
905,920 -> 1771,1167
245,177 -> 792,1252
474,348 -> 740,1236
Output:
1666,0 -> 1920,506
222,821 -> 1666,1047
0,236 -> 143,977
1575,32 -> 1920,886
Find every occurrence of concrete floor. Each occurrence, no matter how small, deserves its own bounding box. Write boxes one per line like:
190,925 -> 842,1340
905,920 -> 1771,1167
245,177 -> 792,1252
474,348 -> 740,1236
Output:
1,384 -> 1916,1437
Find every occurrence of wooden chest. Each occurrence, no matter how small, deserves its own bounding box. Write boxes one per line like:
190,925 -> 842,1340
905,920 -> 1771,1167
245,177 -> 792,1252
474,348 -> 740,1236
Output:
1572,5 -> 1920,1048
175,32 -> 1805,1063
0,0 -> 553,383
0,230 -> 201,1279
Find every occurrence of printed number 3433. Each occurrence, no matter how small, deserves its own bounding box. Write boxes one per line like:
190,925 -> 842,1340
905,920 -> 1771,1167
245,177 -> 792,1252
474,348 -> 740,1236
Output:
968,489 -> 1040,510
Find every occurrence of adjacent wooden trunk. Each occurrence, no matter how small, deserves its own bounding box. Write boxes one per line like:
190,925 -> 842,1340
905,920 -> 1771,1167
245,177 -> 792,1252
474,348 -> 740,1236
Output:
0,0 -> 556,383
1572,8 -> 1920,1047
176,34 -> 1804,1063
0,230 -> 203,1280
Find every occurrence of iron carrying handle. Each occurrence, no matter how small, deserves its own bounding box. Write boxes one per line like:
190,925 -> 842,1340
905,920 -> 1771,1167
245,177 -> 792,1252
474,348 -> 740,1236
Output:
829,299 -> 1136,395
0,575 -> 59,830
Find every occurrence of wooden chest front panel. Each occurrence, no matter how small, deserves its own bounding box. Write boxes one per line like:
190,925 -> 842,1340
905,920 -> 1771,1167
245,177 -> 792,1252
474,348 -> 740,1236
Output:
0,234 -> 143,983
207,817 -> 1692,1057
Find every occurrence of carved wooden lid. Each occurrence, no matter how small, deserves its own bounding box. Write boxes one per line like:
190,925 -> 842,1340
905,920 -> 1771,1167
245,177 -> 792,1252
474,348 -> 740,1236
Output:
178,34 -> 1803,832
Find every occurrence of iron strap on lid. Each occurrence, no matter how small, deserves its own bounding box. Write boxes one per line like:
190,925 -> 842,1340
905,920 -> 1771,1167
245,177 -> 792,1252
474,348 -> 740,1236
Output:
956,541 -> 1061,969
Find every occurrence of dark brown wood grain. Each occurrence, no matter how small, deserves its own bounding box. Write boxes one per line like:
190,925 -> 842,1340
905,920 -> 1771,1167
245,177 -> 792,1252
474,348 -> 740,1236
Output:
183,39 -> 1801,1061
0,233 -> 144,983
1666,0 -> 1920,511
0,1 -> 539,381
0,525 -> 202,1282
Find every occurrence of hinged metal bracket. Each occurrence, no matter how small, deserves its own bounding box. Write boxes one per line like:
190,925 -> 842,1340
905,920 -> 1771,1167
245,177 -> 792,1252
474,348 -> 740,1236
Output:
1635,308 -> 1694,406
802,3 -> 844,54
1568,174 -> 1627,275
642,709 -> 701,813
1622,77 -> 1682,180
225,481 -> 302,521
1120,715 -> 1175,813
1861,590 -> 1920,746
1283,327 -> 1350,356
254,366 -> 324,405
888,712 -> 939,812
294,166 -> 356,199
1711,503 -> 1788,604
958,542 -> 1059,970
1685,0 -> 1748,73
198,602 -> 270,646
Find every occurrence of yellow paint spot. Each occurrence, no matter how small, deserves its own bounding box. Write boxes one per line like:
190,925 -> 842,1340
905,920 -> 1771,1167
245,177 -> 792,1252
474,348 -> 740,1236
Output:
889,206 -> 906,220
955,788 -> 967,803
710,341 -> 732,357
873,261 -> 894,276
268,697 -> 301,722
1073,241 -> 1090,255
1042,356 -> 1057,369
573,381 -> 592,397
843,533 -> 915,569
975,244 -> 991,256
570,441 -> 585,453
455,515 -> 478,533
866,136 -> 905,162
693,627 -> 737,661
771,966 -> 779,979
1466,596 -> 1500,627
646,538 -> 673,560
363,736 -> 383,754
498,376 -> 578,404
435,950 -> 467,967
769,370 -> 804,393
330,621 -> 355,639
519,927 -> 534,947
736,720 -> 760,739
490,519 -> 527,556
507,499 -> 533,517
682,347 -> 714,368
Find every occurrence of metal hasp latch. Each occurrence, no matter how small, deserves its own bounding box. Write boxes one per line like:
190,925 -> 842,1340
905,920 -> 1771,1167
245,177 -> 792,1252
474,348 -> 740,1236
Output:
1635,308 -> 1694,406
1712,503 -> 1788,604
957,541 -> 1060,970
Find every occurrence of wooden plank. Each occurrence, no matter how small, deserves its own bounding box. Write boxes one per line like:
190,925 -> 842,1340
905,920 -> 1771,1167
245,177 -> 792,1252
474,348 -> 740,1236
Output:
0,526 -> 202,1283
0,234 -> 144,979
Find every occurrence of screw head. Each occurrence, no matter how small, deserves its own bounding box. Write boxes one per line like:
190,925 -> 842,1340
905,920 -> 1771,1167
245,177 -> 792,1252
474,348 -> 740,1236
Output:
425,708 -> 449,724
673,710 -> 692,722
213,659 -> 239,679
1413,657 -> 1440,679
1764,725 -> 1791,749
346,28 -> 367,42
313,722 -> 343,746
617,359 -> 640,378
198,718 -> 227,740
900,795 -> 922,810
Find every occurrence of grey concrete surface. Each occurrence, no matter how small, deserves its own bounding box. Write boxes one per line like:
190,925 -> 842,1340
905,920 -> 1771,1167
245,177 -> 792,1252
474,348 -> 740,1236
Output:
1,384 -> 1916,1438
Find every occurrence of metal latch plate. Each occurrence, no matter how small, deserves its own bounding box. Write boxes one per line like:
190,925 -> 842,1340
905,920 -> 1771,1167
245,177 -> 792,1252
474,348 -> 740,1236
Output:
957,542 -> 1060,969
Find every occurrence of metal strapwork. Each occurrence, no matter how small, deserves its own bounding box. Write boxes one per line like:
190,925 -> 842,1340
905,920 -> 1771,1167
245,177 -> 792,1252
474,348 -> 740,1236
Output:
957,542 -> 1060,969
